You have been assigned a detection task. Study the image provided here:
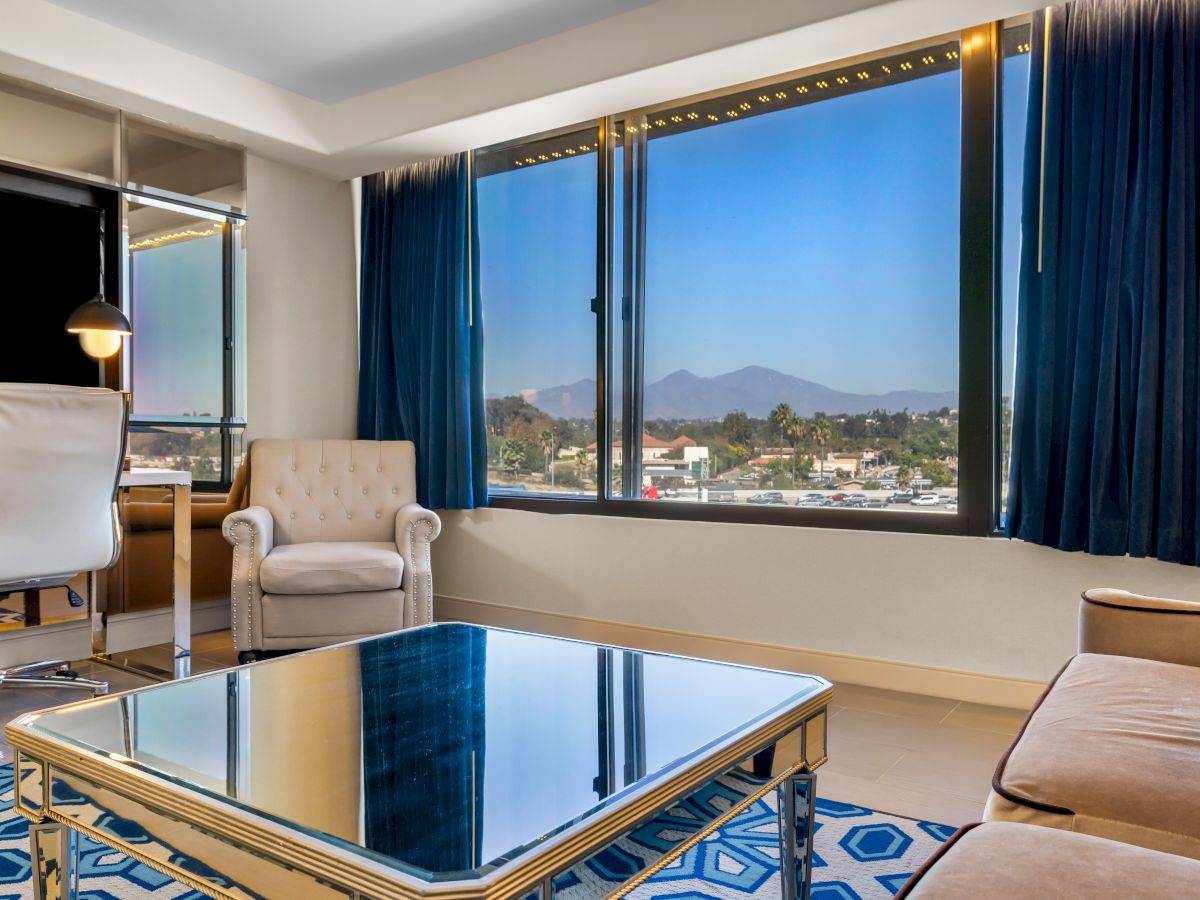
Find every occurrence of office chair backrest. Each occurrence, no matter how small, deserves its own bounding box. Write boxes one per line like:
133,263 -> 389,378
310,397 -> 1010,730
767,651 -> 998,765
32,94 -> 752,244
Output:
0,383 -> 128,590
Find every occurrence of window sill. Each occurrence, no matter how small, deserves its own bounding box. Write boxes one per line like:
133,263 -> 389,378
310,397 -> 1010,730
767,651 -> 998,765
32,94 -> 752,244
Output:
487,493 -> 981,536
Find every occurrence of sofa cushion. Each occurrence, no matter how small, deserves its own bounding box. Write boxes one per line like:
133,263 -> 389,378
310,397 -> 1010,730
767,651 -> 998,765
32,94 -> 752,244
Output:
985,652 -> 1200,857
259,541 -> 403,595
898,822 -> 1200,899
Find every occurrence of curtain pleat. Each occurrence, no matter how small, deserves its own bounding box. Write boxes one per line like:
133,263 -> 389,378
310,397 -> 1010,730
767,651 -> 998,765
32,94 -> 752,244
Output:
358,154 -> 488,510
1007,0 -> 1200,564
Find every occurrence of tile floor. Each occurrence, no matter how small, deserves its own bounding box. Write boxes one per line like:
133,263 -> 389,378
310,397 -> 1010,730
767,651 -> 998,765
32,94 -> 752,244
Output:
0,632 -> 1026,828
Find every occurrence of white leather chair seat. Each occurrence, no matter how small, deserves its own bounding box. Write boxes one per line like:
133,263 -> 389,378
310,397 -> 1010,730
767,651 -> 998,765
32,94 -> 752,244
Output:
259,541 -> 403,595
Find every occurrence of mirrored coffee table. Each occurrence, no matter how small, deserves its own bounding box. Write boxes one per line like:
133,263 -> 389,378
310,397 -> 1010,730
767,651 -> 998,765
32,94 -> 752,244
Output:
7,624 -> 831,899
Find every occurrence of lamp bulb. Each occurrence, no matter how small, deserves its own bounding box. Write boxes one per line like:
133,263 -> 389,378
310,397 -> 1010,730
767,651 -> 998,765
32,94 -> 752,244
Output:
78,330 -> 123,359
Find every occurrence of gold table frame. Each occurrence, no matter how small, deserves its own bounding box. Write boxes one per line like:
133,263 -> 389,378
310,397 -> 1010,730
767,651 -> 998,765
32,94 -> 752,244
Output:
8,632 -> 831,899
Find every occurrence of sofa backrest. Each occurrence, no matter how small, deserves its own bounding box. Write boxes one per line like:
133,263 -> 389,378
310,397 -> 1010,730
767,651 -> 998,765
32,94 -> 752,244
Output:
248,439 -> 417,546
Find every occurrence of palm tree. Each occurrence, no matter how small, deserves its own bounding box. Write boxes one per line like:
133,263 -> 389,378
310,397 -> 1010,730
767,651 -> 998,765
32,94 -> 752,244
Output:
809,416 -> 832,480
539,429 -> 555,486
786,415 -> 807,485
769,403 -> 794,460
575,448 -> 592,484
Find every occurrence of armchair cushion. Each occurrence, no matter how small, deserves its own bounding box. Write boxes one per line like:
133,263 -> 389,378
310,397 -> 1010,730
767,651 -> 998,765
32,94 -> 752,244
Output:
985,652 -> 1200,857
259,541 -> 403,595
1079,588 -> 1200,667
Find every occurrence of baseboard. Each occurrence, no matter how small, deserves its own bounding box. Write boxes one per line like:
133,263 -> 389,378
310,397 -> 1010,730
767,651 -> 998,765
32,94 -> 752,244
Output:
0,599 -> 231,668
435,594 -> 1046,710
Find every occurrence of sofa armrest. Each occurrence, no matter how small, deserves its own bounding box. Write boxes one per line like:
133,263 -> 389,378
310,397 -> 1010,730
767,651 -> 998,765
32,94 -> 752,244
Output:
1079,588 -> 1200,667
395,504 -> 441,628
222,506 -> 275,652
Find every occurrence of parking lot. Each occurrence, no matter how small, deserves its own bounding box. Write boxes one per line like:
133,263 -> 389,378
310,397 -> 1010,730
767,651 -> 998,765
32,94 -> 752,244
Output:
655,486 -> 959,511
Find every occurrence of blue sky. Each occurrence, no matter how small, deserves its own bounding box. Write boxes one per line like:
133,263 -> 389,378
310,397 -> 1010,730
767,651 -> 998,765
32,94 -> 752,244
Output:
478,59 -> 1030,401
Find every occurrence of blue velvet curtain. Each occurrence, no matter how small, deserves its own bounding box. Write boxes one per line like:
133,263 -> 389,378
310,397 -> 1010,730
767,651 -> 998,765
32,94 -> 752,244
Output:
358,154 -> 488,509
1006,0 -> 1200,564
359,626 -> 487,874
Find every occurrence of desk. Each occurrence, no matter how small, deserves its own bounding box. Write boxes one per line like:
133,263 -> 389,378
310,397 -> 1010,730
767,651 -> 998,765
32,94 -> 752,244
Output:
92,469 -> 191,680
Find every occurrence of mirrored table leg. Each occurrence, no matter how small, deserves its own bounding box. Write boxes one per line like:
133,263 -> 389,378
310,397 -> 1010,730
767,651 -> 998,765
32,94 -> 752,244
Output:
778,771 -> 816,900
29,820 -> 77,900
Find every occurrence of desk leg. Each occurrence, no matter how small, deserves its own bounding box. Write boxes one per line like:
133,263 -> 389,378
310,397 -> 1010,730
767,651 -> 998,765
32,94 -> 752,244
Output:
30,821 -> 77,900
89,566 -> 107,660
173,484 -> 192,680
778,771 -> 816,900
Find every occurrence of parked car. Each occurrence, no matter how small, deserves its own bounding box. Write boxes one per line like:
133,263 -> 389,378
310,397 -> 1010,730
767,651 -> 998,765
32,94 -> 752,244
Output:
865,498 -> 887,508
911,494 -> 940,506
803,492 -> 826,500
797,497 -> 831,508
888,492 -> 913,504
737,472 -> 759,482
947,499 -> 959,511
748,491 -> 786,505
830,493 -> 848,502
839,496 -> 867,507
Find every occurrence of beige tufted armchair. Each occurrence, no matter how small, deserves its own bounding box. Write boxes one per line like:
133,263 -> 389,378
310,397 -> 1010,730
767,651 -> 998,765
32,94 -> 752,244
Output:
222,439 -> 441,662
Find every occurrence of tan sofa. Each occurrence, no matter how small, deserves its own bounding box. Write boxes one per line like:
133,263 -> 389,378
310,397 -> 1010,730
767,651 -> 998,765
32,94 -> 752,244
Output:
897,822 -> 1200,899
984,589 -> 1200,858
898,588 -> 1200,896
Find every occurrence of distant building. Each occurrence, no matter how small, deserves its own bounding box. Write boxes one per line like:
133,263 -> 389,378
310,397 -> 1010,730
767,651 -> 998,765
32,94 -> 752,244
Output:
587,434 -> 709,485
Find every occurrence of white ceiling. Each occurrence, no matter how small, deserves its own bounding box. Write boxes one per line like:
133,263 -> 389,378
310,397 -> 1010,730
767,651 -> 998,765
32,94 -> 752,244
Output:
2,0 -> 1036,179
46,0 -> 657,103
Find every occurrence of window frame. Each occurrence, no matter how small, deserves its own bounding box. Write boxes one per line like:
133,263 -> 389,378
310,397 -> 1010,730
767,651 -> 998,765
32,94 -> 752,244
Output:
483,23 -> 1003,537
123,190 -> 247,491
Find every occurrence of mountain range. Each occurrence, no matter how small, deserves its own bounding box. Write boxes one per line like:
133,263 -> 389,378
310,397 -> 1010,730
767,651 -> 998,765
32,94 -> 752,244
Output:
514,365 -> 958,420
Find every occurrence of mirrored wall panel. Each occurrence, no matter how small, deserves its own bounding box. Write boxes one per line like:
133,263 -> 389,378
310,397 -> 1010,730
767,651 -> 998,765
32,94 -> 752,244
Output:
0,76 -> 118,181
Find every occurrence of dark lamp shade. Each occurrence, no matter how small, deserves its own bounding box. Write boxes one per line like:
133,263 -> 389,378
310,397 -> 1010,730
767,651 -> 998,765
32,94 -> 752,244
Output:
65,296 -> 132,335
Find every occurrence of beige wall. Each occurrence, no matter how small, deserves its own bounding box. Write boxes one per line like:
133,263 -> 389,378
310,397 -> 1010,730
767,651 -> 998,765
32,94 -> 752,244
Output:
433,508 -> 1200,685
245,155 -> 358,441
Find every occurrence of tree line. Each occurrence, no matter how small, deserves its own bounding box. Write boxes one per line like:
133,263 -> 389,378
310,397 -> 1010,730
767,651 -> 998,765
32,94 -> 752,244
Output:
485,395 -> 957,488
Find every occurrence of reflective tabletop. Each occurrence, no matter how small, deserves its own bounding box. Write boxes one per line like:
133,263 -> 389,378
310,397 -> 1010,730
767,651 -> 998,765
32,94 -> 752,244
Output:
22,624 -> 828,884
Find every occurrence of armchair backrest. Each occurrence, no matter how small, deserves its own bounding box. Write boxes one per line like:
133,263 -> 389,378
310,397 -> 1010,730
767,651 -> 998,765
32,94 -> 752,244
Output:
248,439 -> 417,546
0,383 -> 128,589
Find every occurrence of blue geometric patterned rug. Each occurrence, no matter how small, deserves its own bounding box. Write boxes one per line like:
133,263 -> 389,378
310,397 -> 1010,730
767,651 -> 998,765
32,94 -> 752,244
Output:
0,765 -> 950,899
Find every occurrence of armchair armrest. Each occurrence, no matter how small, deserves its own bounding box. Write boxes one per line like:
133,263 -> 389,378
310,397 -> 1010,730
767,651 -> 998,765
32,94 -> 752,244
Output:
395,504 -> 441,628
1080,588 -> 1200,667
223,506 -> 275,652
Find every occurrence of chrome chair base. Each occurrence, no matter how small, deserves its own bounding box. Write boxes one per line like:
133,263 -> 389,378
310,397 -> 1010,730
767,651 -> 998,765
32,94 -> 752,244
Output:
0,660 -> 108,695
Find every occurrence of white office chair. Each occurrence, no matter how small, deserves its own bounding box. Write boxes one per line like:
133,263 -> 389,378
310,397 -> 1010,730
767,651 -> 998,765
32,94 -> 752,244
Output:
0,383 -> 128,694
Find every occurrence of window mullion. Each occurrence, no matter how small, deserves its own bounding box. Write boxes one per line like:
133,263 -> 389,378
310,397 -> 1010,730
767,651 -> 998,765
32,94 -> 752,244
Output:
596,117 -> 614,501
958,22 -> 1000,536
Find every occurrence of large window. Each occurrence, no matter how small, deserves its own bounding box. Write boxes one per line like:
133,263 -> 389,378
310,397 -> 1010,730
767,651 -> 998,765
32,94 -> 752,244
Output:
612,40 -> 962,513
476,126 -> 599,496
480,24 -> 1013,535
125,195 -> 247,488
